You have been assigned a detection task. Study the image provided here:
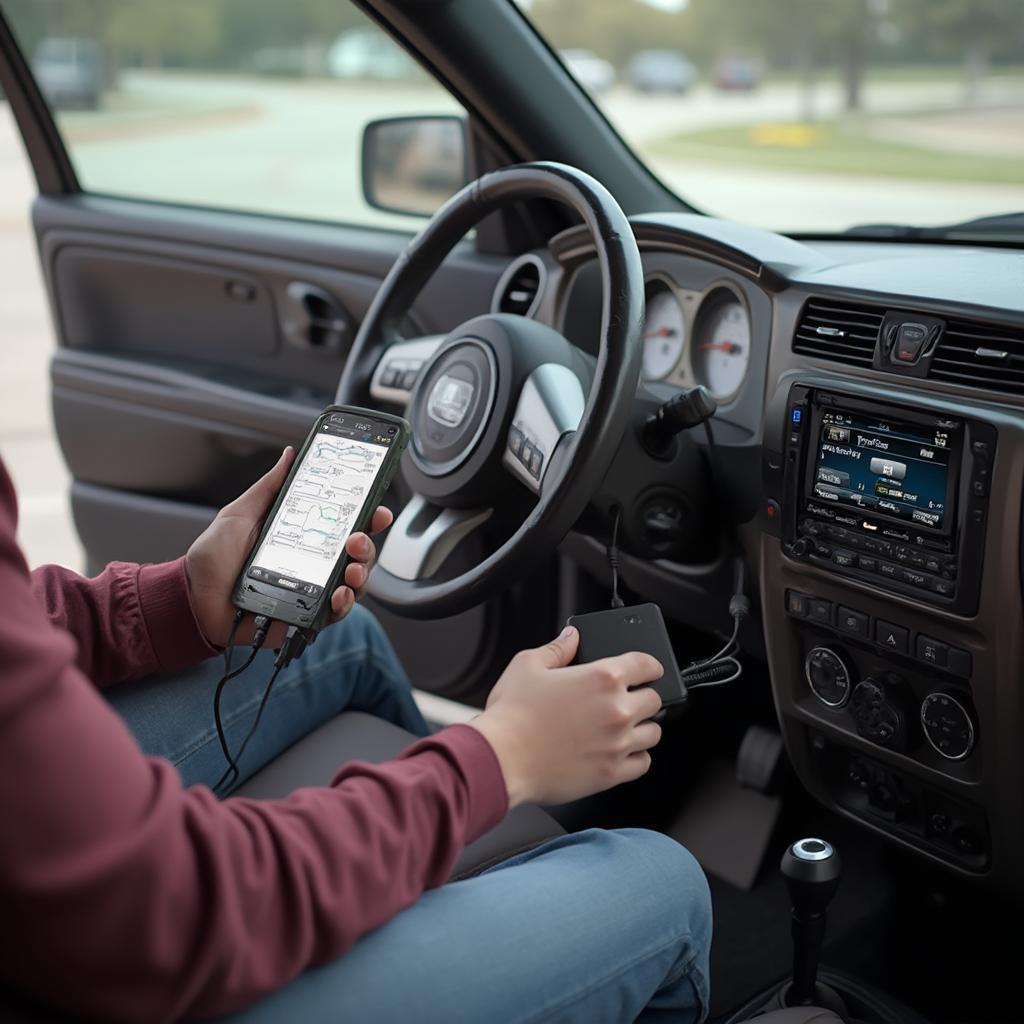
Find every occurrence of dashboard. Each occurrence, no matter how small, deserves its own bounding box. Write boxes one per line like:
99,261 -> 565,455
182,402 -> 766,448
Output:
496,213 -> 1024,899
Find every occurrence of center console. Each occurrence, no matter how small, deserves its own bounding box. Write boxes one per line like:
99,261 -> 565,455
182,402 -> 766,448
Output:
761,378 -> 1009,879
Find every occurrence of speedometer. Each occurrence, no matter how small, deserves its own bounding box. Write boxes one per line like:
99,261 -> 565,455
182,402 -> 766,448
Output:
642,284 -> 686,381
693,290 -> 751,401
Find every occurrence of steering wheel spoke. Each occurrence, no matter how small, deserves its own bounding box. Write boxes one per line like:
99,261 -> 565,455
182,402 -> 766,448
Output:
502,363 -> 586,494
369,335 -> 445,408
376,494 -> 492,583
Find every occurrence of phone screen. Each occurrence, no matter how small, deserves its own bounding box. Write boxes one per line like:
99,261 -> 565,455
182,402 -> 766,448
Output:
245,415 -> 397,600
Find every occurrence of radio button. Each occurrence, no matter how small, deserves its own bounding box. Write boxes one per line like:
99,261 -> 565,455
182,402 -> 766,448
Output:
833,549 -> 856,568
924,555 -> 942,574
878,561 -> 899,580
875,619 -> 909,653
894,545 -> 912,563
930,577 -> 955,598
857,555 -> 878,573
898,567 -> 928,589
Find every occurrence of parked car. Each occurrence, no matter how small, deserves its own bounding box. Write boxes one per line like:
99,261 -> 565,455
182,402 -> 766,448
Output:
559,49 -> 615,94
327,27 -> 417,79
627,49 -> 697,94
31,37 -> 102,110
712,54 -> 764,91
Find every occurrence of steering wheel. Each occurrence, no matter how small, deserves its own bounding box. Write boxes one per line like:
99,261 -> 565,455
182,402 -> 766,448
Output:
336,162 -> 643,619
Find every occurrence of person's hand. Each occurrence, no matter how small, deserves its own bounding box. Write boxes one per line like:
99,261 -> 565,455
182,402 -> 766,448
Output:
468,626 -> 664,808
185,447 -> 393,649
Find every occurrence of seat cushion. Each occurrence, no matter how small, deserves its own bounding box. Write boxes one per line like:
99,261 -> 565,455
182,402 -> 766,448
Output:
233,710 -> 566,879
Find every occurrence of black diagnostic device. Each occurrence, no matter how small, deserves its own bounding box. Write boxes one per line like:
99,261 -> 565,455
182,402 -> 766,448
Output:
567,603 -> 688,712
233,406 -> 410,633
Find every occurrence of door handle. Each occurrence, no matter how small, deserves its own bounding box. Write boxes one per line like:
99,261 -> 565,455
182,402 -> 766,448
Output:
283,282 -> 352,355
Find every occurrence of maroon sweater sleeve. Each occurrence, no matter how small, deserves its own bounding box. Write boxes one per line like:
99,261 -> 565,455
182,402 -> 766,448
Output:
0,463 -> 509,1023
31,553 -> 215,686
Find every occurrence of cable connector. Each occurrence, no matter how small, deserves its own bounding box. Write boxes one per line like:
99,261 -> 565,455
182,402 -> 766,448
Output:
274,625 -> 311,670
252,614 -> 271,650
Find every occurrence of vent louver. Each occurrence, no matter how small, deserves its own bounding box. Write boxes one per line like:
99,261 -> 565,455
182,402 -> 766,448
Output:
929,317 -> 1024,395
493,255 -> 544,318
793,298 -> 884,367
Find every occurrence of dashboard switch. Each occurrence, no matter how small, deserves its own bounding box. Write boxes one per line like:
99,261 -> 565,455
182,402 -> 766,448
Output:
875,619 -> 908,654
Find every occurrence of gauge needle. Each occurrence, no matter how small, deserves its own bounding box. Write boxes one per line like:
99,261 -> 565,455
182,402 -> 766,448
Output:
699,341 -> 742,355
645,327 -> 678,339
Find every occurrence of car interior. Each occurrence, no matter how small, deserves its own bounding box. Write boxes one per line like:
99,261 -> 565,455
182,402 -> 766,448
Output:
1,0 -> 1022,1021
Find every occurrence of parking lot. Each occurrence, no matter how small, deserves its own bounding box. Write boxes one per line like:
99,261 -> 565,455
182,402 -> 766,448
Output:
2,70 -> 1023,571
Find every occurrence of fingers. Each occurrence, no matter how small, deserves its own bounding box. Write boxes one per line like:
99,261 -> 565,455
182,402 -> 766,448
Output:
369,506 -> 394,534
534,625 -> 580,669
569,651 -> 664,691
330,585 -> 356,620
619,750 -> 654,785
345,532 -> 374,562
223,447 -> 294,517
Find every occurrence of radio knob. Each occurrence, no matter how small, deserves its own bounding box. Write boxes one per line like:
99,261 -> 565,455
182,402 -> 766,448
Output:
791,536 -> 813,559
850,678 -> 909,750
804,647 -> 852,708
921,692 -> 975,761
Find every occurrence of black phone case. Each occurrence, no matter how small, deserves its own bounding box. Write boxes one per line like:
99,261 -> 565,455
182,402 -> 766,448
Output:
232,405 -> 410,633
567,603 -> 688,710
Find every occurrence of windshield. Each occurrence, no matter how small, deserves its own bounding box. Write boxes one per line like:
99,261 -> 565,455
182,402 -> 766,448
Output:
518,0 -> 1024,237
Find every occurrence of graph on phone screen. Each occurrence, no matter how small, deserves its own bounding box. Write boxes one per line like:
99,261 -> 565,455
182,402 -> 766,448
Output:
248,430 -> 389,596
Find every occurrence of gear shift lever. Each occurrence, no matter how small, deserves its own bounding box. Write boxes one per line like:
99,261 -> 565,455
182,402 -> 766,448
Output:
780,837 -> 842,1007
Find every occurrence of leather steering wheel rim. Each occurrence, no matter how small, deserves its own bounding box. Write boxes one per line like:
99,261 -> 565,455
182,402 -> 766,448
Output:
336,161 -> 644,618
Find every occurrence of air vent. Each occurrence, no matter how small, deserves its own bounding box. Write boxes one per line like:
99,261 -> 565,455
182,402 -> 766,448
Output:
793,298 -> 885,367
492,254 -> 545,318
929,317 -> 1024,395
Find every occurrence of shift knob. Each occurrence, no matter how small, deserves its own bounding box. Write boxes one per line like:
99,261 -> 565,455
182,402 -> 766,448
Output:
781,837 -> 842,915
780,838 -> 843,1007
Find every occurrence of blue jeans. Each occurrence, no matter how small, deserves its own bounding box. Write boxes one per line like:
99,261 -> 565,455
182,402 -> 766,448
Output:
110,604 -> 712,1024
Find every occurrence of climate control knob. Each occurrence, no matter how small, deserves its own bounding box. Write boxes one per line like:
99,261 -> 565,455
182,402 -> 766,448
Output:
804,647 -> 852,708
921,692 -> 975,761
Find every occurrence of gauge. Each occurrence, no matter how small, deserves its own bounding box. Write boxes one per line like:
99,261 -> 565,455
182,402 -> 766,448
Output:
693,290 -> 751,400
642,285 -> 686,381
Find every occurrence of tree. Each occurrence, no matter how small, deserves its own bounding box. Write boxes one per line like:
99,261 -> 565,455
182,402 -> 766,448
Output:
893,0 -> 1024,103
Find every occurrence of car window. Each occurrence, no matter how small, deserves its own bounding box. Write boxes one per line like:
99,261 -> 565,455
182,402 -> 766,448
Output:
1,0 -> 462,230
518,0 -> 1024,237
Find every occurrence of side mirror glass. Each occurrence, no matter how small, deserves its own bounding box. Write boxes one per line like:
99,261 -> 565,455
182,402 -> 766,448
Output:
361,115 -> 470,217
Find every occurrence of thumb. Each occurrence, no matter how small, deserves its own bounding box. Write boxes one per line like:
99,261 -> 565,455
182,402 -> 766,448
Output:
535,625 -> 579,669
224,447 -> 294,517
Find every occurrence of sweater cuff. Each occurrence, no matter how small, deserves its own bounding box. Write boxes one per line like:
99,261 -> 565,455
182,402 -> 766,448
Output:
137,557 -> 217,674
422,724 -> 510,843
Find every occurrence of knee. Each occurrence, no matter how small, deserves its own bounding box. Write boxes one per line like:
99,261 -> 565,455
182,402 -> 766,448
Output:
611,829 -> 713,946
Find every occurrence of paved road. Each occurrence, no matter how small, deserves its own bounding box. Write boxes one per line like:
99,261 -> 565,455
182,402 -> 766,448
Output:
2,70 -> 1023,568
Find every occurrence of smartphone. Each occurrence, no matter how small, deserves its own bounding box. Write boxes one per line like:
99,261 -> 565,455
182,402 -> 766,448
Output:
233,405 -> 410,633
566,603 -> 688,712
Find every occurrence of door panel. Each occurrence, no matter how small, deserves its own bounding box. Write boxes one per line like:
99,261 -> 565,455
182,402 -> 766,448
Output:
32,194 -> 511,697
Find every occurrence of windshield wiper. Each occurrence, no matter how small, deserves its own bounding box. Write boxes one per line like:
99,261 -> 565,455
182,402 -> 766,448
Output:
843,211 -> 1024,241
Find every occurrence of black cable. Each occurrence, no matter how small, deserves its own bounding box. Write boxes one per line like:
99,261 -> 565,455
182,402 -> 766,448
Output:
607,506 -> 624,609
212,626 -> 304,797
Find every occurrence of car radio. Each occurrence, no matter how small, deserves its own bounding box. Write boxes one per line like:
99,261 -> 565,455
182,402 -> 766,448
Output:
780,386 -> 995,616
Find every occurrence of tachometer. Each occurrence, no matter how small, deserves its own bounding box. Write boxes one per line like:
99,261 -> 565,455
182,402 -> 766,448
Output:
693,290 -> 751,401
642,285 -> 686,381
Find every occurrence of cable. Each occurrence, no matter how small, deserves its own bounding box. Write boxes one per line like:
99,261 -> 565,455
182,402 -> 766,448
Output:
212,626 -> 306,797
607,506 -> 625,609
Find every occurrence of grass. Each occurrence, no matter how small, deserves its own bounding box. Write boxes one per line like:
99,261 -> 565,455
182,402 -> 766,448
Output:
650,117 -> 1024,185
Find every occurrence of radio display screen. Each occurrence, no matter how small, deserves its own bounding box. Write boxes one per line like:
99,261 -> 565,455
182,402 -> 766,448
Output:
811,409 -> 953,531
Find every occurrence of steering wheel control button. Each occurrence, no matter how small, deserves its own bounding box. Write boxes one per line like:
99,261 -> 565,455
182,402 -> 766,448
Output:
836,606 -> 868,639
921,692 -> 975,761
874,619 -> 908,654
806,598 -> 832,625
508,426 -> 525,458
804,647 -> 852,708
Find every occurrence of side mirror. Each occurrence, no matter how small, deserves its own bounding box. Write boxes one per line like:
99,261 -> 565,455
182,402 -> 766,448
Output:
361,115 -> 470,217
